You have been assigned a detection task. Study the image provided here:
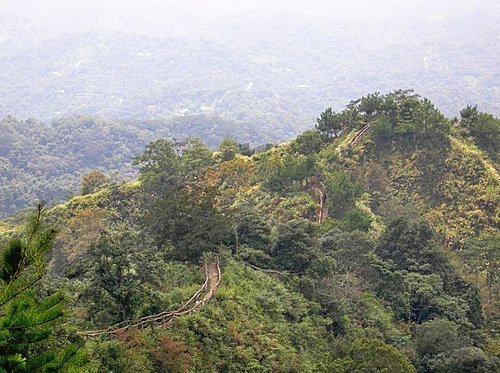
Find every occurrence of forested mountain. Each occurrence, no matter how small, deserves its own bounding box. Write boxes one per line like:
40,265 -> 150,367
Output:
1,0 -> 498,219
1,1 -> 499,127
0,89 -> 498,218
0,92 -> 498,371
0,114 -> 264,217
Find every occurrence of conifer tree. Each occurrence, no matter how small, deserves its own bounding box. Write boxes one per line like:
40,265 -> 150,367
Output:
0,204 -> 79,372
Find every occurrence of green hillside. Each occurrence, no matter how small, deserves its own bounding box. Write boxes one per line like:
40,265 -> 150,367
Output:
0,92 -> 498,372
0,114 -> 265,217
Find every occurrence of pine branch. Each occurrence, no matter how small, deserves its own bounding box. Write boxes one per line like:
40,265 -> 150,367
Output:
0,271 -> 45,308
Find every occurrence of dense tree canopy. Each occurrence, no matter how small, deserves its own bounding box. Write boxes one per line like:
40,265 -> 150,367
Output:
0,93 -> 497,371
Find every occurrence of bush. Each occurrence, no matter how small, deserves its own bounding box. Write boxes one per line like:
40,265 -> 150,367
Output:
371,117 -> 393,141
428,347 -> 499,373
333,338 -> 416,372
325,171 -> 363,218
342,208 -> 373,232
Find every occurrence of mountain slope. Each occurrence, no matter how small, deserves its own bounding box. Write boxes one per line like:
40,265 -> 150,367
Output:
1,5 -> 499,124
0,114 -> 264,217
0,92 -> 498,371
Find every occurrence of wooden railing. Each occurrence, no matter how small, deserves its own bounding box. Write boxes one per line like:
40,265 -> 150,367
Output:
77,258 -> 221,339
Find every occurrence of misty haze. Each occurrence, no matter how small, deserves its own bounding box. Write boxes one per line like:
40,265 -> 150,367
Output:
1,0 -> 499,125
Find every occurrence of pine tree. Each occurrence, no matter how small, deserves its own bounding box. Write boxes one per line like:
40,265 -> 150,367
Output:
0,204 -> 79,372
315,108 -> 344,140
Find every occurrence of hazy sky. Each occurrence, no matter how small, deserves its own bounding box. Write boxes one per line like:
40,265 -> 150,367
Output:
1,0 -> 498,118
1,0 -> 499,38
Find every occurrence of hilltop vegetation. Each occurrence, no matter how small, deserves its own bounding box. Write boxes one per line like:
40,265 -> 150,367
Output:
0,92 -> 498,371
0,114 -> 264,217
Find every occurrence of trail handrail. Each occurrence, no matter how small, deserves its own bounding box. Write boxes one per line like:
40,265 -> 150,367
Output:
77,258 -> 220,339
348,123 -> 371,146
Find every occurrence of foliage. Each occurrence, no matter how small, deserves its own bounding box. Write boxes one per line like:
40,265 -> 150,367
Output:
149,335 -> 192,373
0,93 -> 498,371
426,347 -> 499,373
370,117 -> 393,141
332,338 -> 416,373
316,108 -> 344,140
143,185 -> 230,262
0,205 -> 57,308
461,234 -> 500,324
291,129 -> 323,155
415,319 -> 468,359
229,205 -> 272,254
166,260 -> 335,372
217,137 -> 240,162
0,115 -> 252,218
180,138 -> 214,176
460,105 -> 500,161
319,229 -> 374,270
133,139 -> 183,193
324,171 -> 362,218
274,218 -> 316,272
412,318 -> 500,372
377,218 -> 434,271
80,170 -> 111,195
0,205 -> 79,372
82,337 -> 152,373
257,151 -> 316,193
341,208 -> 373,232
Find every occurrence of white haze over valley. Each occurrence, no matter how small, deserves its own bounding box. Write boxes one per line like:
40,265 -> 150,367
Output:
0,0 -> 499,136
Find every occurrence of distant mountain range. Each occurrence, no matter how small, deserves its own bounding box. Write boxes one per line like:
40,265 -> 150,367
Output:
0,9 -> 498,132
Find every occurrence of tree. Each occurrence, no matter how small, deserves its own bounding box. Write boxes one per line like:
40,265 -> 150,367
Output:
316,108 -> 344,140
230,206 -> 272,255
144,185 -> 230,263
319,228 -> 374,273
203,157 -> 257,208
332,338 -> 416,372
461,234 -> 499,319
80,170 -> 110,195
237,142 -> 254,156
218,137 -> 240,162
395,102 -> 417,136
274,219 -> 316,272
82,232 -> 142,323
404,272 -> 457,324
415,319 -> 471,371
459,104 -> 482,138
370,117 -> 393,142
427,347 -> 499,373
413,98 -> 449,138
0,204 -> 79,372
324,171 -> 362,218
258,152 -> 315,192
358,92 -> 384,119
341,208 -> 373,232
80,229 -> 169,325
0,204 -> 56,308
460,106 -> 500,160
376,218 -> 433,270
291,129 -> 323,155
179,138 -> 213,177
133,139 -> 182,194
56,207 -> 110,274
472,112 -> 500,160
416,318 -> 468,356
